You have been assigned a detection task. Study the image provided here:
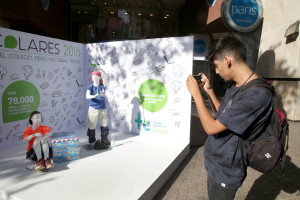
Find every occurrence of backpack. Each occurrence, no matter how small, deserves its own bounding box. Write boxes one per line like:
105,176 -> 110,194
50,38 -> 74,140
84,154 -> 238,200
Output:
232,78 -> 289,174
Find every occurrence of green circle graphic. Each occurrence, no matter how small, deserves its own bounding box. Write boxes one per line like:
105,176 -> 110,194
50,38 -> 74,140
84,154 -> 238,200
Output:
4,35 -> 17,49
2,80 -> 40,123
138,79 -> 168,112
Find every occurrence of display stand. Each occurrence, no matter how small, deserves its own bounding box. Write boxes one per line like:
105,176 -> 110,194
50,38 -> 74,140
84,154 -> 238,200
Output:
0,127 -> 189,200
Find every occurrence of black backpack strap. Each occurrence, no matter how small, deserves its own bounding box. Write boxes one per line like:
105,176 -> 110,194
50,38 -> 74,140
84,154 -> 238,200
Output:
279,117 -> 289,176
238,137 -> 246,174
232,78 -> 274,104
279,155 -> 286,177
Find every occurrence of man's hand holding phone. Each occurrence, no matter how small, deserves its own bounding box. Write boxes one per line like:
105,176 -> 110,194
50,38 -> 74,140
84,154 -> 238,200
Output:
193,74 -> 203,84
192,73 -> 212,92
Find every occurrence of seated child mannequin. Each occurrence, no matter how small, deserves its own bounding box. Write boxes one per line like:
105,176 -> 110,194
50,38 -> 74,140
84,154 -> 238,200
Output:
86,68 -> 111,149
22,111 -> 54,171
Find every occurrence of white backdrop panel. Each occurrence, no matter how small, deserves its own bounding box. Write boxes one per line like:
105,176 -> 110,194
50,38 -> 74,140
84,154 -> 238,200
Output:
85,37 -> 193,143
0,27 -> 85,150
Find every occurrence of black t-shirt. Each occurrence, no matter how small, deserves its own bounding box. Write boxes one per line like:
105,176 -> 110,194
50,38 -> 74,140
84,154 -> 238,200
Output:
204,78 -> 273,189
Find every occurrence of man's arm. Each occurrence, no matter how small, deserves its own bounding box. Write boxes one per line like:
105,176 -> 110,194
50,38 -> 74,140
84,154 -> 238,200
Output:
206,89 -> 220,114
186,75 -> 227,135
199,73 -> 220,113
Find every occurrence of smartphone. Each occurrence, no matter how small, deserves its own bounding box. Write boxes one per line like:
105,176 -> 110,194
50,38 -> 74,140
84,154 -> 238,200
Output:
193,75 -> 202,83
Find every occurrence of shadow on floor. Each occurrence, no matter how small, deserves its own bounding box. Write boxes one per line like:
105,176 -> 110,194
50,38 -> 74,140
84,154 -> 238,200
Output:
245,155 -> 300,200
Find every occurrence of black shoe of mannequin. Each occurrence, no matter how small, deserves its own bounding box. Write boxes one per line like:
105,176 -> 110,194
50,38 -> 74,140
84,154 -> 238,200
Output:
94,140 -> 109,150
101,136 -> 111,146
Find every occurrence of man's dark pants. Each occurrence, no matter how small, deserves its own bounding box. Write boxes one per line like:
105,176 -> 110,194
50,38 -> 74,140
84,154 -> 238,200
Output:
207,176 -> 238,200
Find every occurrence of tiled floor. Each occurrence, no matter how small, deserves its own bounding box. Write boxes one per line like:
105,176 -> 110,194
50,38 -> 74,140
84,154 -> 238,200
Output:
154,119 -> 300,200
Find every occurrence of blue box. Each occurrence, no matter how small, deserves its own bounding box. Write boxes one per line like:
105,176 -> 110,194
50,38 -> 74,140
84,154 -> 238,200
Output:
50,132 -> 80,163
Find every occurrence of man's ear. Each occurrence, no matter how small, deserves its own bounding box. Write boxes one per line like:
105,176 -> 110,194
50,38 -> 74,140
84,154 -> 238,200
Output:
224,56 -> 232,69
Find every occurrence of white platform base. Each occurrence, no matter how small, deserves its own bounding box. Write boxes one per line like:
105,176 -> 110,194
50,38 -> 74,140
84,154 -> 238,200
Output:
0,127 -> 189,200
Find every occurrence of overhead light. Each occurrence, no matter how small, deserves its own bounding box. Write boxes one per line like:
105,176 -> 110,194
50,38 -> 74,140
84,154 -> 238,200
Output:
85,11 -> 88,14
164,16 -> 167,19
166,14 -> 169,17
138,13 -> 142,16
78,11 -> 80,14
150,13 -> 153,17
111,11 -> 114,14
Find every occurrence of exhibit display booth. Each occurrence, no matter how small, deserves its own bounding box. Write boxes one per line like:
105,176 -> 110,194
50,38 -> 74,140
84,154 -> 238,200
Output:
0,27 -> 193,200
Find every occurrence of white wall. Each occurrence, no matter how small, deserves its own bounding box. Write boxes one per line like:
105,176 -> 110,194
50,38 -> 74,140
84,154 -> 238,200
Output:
257,0 -> 300,120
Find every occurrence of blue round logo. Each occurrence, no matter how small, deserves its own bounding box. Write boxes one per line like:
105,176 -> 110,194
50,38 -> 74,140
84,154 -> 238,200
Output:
230,0 -> 258,27
194,40 -> 206,54
222,0 -> 263,32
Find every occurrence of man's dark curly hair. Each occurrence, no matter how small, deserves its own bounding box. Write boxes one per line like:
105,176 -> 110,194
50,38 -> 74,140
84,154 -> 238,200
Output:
207,35 -> 247,63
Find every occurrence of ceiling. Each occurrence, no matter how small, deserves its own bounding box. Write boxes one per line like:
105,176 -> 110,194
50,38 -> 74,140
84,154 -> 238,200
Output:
69,0 -> 186,23
160,0 -> 186,10
69,0 -> 185,10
